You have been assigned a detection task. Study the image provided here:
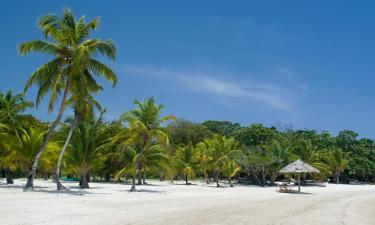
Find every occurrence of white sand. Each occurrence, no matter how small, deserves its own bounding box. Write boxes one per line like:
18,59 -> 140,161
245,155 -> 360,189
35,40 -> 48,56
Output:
0,179 -> 374,225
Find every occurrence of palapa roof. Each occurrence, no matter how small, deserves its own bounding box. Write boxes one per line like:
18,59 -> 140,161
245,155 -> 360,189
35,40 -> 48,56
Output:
279,159 -> 320,173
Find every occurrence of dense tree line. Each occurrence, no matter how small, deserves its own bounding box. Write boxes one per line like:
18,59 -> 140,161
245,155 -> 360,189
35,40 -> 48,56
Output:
1,9 -> 374,192
1,90 -> 374,191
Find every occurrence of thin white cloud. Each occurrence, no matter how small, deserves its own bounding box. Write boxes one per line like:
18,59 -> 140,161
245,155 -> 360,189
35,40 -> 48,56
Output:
122,66 -> 298,111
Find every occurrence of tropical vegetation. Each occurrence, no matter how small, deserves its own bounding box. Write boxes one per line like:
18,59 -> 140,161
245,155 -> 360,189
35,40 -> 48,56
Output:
1,9 -> 375,192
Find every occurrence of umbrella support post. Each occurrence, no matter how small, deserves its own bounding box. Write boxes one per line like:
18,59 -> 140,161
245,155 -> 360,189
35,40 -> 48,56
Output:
298,173 -> 301,193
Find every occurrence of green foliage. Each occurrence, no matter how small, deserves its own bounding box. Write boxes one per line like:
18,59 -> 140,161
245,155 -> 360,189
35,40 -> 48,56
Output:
19,8 -> 117,112
168,119 -> 212,146
235,124 -> 278,148
0,90 -> 34,127
202,120 -> 241,137
65,116 -> 107,181
174,144 -> 199,184
199,135 -> 241,186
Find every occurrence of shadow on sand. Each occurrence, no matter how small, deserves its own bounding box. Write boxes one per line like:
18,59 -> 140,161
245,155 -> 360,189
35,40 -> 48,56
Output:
0,182 -> 110,196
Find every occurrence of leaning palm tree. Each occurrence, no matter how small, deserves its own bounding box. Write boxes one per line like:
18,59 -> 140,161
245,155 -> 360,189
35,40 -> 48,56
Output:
19,8 -> 117,189
174,144 -> 198,185
119,97 -> 175,186
55,96 -> 102,190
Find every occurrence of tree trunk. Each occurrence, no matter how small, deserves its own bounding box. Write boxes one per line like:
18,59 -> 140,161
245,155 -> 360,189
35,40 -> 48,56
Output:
130,175 -> 136,192
185,173 -> 189,185
56,117 -> 78,190
137,171 -> 142,185
261,165 -> 266,187
216,171 -> 220,187
228,177 -> 233,187
104,173 -> 110,182
205,172 -> 209,184
5,168 -> 13,184
24,80 -> 70,190
79,174 -> 89,188
336,172 -> 340,184
142,168 -> 147,184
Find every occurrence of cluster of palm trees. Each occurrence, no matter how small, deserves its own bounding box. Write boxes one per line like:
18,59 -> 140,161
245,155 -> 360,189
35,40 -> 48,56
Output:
0,9 -> 356,193
171,135 -> 241,187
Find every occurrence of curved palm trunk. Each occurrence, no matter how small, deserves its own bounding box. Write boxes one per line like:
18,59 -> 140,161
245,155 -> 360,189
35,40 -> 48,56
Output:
56,117 -> 78,190
24,81 -> 70,190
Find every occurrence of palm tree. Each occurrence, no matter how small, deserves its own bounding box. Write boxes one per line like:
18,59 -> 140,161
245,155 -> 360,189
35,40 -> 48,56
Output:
115,146 -> 138,189
0,91 -> 34,184
0,128 -> 59,183
200,135 -> 241,187
19,8 -> 117,189
264,139 -> 292,185
0,125 -> 17,184
174,144 -> 198,185
292,139 -> 330,183
0,90 -> 34,127
224,160 -> 241,187
325,148 -> 349,183
65,114 -> 106,188
119,97 -> 175,187
196,142 -> 212,184
55,96 -> 102,190
115,142 -> 167,191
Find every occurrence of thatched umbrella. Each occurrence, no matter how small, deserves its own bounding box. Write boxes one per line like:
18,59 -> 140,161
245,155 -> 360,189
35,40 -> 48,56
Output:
279,159 -> 319,192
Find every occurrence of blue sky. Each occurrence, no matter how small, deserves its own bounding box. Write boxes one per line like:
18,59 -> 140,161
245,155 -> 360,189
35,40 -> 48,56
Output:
1,0 -> 375,138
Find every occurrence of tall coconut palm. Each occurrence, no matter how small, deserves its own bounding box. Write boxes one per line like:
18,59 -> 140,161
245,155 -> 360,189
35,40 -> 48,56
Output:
200,135 -> 241,187
174,144 -> 198,185
19,8 -> 117,189
119,97 -> 175,187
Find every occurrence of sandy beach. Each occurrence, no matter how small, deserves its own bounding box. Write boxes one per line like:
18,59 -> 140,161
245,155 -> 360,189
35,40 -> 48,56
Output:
0,179 -> 374,225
